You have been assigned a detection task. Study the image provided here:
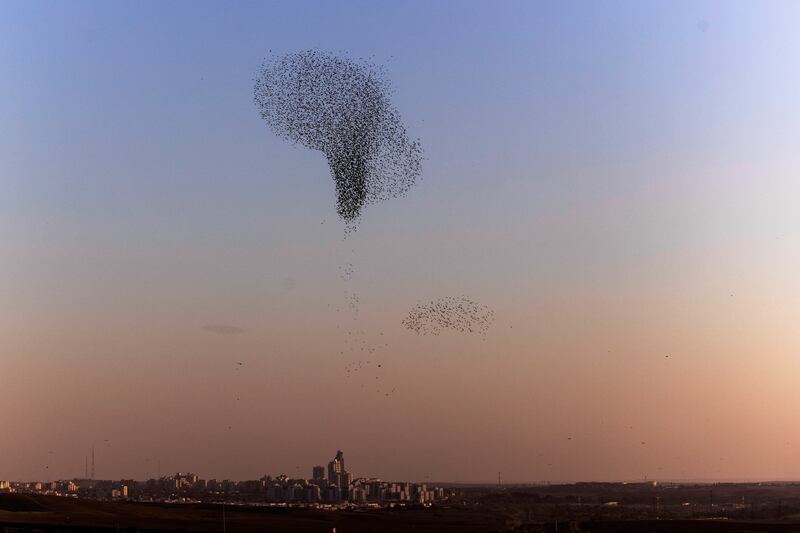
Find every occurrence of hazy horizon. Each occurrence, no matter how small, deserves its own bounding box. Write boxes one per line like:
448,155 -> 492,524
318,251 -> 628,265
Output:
3,0 -> 800,484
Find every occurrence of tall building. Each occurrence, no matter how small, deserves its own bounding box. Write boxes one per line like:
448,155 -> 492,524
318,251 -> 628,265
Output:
312,465 -> 325,482
327,450 -> 344,484
326,449 -> 353,495
335,450 -> 344,470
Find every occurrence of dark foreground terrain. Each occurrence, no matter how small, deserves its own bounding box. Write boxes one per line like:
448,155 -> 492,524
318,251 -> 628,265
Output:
0,494 -> 502,533
6,486 -> 800,533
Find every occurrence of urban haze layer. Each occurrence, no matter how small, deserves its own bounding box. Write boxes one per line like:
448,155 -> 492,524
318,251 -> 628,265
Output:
0,450 -> 454,508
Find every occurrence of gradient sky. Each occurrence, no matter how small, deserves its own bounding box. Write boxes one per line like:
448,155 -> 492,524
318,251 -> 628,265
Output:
3,0 -> 800,483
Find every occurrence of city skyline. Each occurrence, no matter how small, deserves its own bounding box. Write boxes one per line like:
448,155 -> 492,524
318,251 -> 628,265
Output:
1,449 -> 454,508
8,443 -> 800,486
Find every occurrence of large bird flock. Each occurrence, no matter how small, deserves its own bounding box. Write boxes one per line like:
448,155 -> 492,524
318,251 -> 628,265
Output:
254,50 -> 423,227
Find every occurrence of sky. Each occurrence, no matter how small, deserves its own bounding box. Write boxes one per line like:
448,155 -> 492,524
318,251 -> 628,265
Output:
2,0 -> 800,483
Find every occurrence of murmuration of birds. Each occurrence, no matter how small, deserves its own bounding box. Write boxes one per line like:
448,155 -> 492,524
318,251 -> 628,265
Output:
251,50 -> 497,403
403,295 -> 495,336
254,49 -> 423,231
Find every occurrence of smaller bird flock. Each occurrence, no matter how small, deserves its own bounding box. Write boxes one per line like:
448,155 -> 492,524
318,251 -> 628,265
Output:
402,295 -> 495,336
338,262 -> 355,282
344,291 -> 360,312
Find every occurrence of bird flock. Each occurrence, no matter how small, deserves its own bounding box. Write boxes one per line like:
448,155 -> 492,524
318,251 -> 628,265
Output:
254,49 -> 423,228
250,49 -> 495,408
402,295 -> 495,336
205,48 -> 687,469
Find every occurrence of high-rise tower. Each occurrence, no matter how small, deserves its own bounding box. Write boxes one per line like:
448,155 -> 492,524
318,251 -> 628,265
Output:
327,450 -> 344,483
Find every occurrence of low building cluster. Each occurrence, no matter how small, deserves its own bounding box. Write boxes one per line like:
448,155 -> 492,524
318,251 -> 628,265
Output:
1,451 -> 456,508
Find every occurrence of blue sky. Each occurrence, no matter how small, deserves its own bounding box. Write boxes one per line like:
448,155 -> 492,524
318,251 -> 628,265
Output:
2,1 -> 800,482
